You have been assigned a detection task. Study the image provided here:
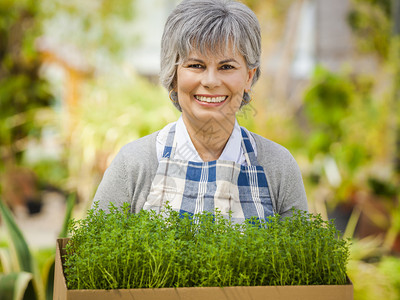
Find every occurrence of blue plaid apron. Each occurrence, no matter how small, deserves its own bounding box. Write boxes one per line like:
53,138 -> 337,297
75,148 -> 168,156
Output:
143,124 -> 274,223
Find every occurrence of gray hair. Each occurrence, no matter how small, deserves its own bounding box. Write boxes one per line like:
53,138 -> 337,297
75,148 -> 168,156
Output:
160,0 -> 261,111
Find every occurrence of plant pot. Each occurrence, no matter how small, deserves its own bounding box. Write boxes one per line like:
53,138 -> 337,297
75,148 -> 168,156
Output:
54,238 -> 353,300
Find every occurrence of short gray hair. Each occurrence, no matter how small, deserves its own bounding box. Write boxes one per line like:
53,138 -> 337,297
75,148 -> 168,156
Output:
160,0 -> 261,111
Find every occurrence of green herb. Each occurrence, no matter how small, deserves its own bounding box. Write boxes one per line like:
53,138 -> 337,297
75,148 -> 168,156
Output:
64,203 -> 350,289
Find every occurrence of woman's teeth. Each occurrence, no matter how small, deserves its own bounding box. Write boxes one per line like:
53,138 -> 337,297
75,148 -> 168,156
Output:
195,95 -> 227,103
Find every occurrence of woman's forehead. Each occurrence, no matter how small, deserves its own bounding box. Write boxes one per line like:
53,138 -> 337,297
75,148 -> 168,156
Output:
180,42 -> 244,63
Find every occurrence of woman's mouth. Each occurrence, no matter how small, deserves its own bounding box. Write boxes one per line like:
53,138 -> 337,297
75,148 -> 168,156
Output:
194,95 -> 228,103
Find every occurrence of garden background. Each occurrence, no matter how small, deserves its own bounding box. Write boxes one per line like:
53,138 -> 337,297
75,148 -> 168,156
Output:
0,0 -> 399,299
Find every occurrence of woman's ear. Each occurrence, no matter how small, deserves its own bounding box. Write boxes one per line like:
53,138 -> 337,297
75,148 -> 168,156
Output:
246,67 -> 257,90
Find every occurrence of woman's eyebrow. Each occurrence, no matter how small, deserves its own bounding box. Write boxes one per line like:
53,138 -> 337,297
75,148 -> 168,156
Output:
184,58 -> 239,64
219,58 -> 238,64
185,58 -> 204,63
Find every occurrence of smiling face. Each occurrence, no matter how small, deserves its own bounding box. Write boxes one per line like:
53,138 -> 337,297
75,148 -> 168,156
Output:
175,48 -> 256,133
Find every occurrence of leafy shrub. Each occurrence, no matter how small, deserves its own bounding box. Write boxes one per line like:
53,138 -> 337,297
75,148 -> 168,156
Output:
64,204 -> 350,290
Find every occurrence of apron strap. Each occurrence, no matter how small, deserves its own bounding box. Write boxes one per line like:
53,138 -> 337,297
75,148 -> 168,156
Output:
162,123 -> 177,158
240,127 -> 258,166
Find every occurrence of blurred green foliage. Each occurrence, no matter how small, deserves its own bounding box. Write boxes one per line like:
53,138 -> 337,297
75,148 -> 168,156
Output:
0,0 -> 398,299
294,2 -> 400,299
0,0 -> 53,166
0,198 -> 43,299
300,65 -> 400,298
242,0 -> 292,16
348,237 -> 400,300
348,0 -> 392,58
27,159 -> 68,190
67,71 -> 179,203
0,194 -> 75,300
303,66 -> 355,159
39,0 -> 138,64
379,256 -> 400,296
301,66 -> 390,189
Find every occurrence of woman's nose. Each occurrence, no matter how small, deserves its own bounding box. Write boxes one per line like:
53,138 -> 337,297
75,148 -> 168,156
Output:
201,69 -> 221,89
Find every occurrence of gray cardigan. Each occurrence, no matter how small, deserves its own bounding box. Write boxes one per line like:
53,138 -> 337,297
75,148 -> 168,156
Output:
93,130 -> 308,218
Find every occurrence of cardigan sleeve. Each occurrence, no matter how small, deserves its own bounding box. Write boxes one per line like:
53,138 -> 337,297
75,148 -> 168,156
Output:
92,132 -> 159,213
92,144 -> 132,212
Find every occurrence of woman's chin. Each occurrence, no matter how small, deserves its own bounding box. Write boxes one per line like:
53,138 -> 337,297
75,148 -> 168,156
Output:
186,111 -> 236,130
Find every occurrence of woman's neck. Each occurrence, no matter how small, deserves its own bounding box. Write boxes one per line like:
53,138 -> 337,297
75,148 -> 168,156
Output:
182,115 -> 234,162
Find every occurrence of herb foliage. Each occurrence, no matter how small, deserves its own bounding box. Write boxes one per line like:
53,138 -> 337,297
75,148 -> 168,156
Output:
64,203 -> 349,289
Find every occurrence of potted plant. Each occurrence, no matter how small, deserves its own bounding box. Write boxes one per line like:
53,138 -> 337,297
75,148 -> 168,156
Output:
54,203 -> 353,300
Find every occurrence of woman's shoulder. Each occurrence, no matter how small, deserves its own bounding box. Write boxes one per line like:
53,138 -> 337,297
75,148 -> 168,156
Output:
115,131 -> 159,168
248,131 -> 294,162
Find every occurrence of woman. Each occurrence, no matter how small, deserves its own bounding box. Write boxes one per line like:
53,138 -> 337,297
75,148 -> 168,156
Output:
93,0 -> 308,221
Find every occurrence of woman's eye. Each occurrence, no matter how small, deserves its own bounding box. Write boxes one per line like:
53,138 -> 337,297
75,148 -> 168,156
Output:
188,64 -> 204,69
220,64 -> 234,70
